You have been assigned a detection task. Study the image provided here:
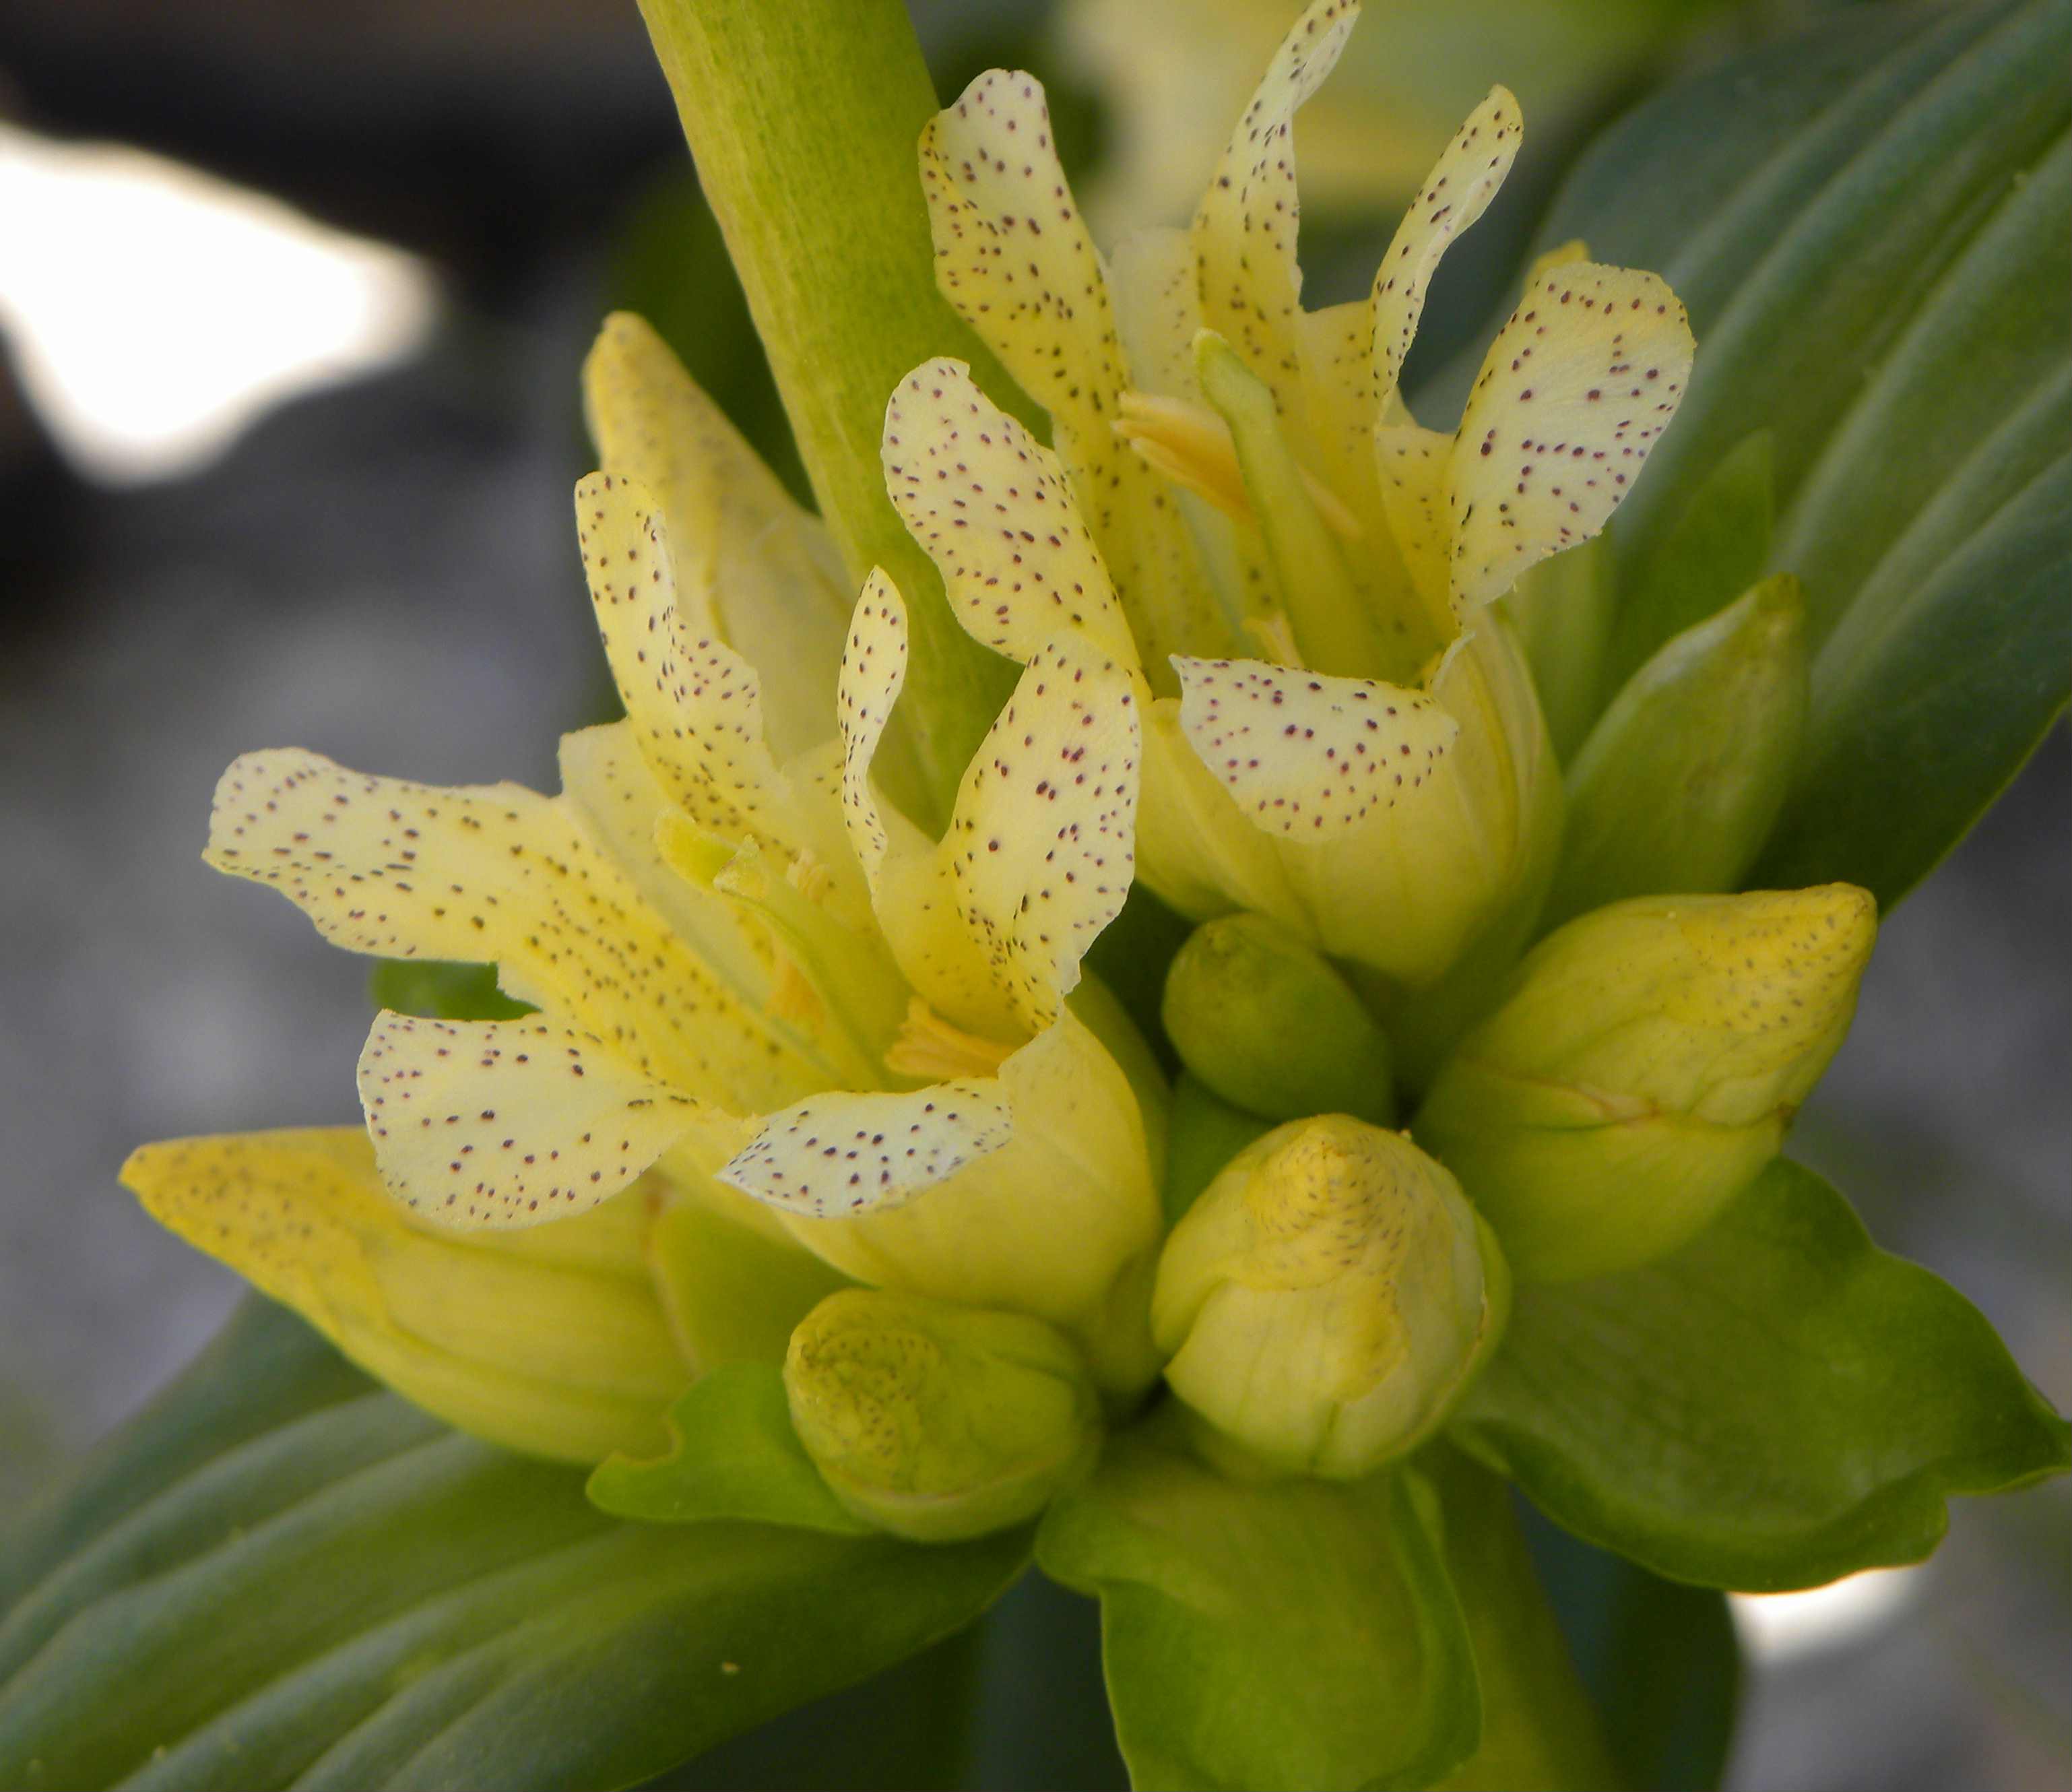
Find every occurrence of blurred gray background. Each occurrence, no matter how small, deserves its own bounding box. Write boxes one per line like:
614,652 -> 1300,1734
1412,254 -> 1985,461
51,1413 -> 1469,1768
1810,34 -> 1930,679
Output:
0,0 -> 2065,1787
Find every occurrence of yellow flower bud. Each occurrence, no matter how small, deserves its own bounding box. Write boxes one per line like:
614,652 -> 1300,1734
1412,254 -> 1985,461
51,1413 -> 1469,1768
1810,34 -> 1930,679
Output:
1415,886 -> 1877,1281
1151,1117 -> 1509,1479
784,1289 -> 1103,1541
1163,914 -> 1395,1126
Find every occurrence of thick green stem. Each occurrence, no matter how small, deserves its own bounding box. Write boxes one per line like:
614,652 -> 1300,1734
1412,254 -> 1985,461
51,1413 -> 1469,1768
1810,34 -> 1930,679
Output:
637,0 -> 1034,820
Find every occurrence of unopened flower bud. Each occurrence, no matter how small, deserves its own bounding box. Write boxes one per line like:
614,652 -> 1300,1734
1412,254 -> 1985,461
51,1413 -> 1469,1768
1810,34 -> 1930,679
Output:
1151,1117 -> 1508,1479
784,1289 -> 1102,1541
1415,885 -> 1877,1281
1544,575 -> 1809,931
1163,914 -> 1396,1126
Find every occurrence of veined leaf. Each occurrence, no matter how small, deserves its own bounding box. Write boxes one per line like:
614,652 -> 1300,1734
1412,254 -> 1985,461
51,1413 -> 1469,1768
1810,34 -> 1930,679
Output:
1449,1160 -> 2071,1591
1510,0 -> 2072,903
1035,1415 -> 1479,1791
0,1301 -> 1027,1792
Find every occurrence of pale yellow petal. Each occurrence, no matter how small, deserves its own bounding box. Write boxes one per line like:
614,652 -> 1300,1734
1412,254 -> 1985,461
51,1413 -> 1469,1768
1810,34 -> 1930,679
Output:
1109,226 -> 1202,402
557,720 -> 776,1009
882,358 -> 1136,664
1192,0 -> 1361,430
1373,422 -> 1456,631
940,633 -> 1142,1033
204,747 -> 804,1109
1173,655 -> 1456,842
573,470 -> 809,854
922,70 -> 1127,445
779,1011 -> 1162,1394
836,571 -> 911,893
1450,262 -> 1694,610
1134,697 -> 1307,926
718,1081 -> 1012,1219
583,313 -> 849,762
356,1011 -> 714,1227
123,1128 -> 684,1462
1370,87 -> 1522,403
922,81 -> 1233,681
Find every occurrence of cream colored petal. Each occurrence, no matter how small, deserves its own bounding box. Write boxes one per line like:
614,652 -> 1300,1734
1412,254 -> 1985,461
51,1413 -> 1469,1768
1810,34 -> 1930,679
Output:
583,313 -> 849,763
1134,696 -> 1307,926
923,82 -> 1232,680
356,1011 -> 713,1226
557,720 -> 775,1009
204,747 -> 804,1109
1299,298 -> 1387,509
882,358 -> 1136,664
1450,262 -> 1694,610
1173,655 -> 1456,843
836,571 -> 911,893
1109,226 -> 1203,402
779,1011 -> 1162,1394
923,70 -> 1126,444
718,1081 -> 1012,1219
573,470 -> 809,854
1192,0 -> 1361,431
1370,87 -> 1522,404
1111,228 -> 1276,633
124,1128 -> 684,1462
940,634 -> 1143,1033
1373,422 -> 1456,631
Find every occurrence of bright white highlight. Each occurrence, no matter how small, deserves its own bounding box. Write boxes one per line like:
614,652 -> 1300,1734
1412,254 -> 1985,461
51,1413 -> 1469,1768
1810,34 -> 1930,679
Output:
1730,1564 -> 1926,1665
0,124 -> 438,484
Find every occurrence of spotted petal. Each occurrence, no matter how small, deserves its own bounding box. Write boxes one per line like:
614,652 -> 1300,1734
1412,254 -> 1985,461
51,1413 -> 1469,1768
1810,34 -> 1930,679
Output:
836,571 -> 912,893
583,313 -> 849,762
123,1128 -> 686,1461
883,359 -> 1136,664
942,634 -> 1143,1033
574,470 -> 809,855
923,70 -> 1126,445
1192,0 -> 1360,433
1173,656 -> 1456,843
1370,88 -> 1522,404
204,748 -> 804,1110
923,80 -> 1230,679
1450,263 -> 1694,610
718,1083 -> 1012,1219
777,1011 -> 1162,1393
357,1011 -> 710,1227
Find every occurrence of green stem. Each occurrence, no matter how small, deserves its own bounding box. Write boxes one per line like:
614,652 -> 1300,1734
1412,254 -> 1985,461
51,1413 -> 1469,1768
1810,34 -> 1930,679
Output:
637,0 -> 1034,821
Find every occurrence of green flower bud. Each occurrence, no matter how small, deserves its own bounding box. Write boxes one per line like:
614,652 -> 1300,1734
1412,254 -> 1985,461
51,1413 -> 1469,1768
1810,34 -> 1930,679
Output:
1151,1117 -> 1509,1479
1544,575 -> 1809,931
1163,914 -> 1396,1127
784,1289 -> 1102,1541
1415,885 -> 1877,1281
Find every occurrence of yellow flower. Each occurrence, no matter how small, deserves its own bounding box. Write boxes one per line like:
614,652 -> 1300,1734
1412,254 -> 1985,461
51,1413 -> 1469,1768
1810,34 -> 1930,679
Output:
129,313 -> 1167,1434
900,0 -> 1694,1000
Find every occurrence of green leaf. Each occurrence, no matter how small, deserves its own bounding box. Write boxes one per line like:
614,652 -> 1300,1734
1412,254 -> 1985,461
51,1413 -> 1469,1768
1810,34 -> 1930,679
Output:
1609,430 -> 1773,693
1531,0 -> 2072,903
366,959 -> 531,1023
0,1302 -> 1029,1791
1518,1511 -> 1741,1792
1035,1415 -> 1479,1791
587,1364 -> 868,1534
1423,1450 -> 1617,1792
1450,1159 -> 2072,1591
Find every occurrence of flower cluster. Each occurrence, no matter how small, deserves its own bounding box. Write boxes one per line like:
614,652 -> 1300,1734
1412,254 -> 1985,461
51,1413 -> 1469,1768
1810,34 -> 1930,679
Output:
130,0 -> 1872,1518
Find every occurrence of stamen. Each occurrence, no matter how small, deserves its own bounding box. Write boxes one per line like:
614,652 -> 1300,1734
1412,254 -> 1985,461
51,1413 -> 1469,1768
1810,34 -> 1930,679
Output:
883,996 -> 1016,1081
